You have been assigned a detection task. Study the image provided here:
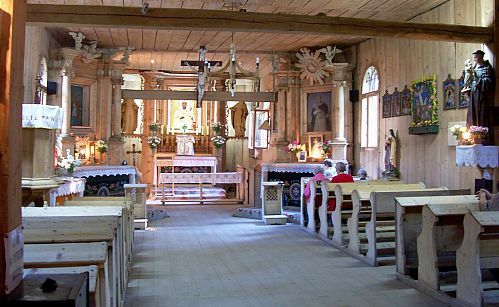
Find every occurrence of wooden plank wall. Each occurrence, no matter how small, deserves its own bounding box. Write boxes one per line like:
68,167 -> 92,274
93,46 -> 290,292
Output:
355,0 -> 489,189
23,26 -> 53,105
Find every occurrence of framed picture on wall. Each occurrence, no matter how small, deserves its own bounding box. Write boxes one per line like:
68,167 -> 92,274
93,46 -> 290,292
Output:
306,91 -> 332,132
308,133 -> 323,159
391,88 -> 401,117
400,85 -> 411,116
382,90 -> 391,118
442,74 -> 457,110
458,71 -> 470,108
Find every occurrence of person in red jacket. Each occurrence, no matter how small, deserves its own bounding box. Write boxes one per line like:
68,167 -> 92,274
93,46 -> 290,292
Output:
328,162 -> 354,212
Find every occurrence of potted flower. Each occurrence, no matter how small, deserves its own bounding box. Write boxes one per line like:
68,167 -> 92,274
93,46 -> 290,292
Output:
95,140 -> 108,153
321,140 -> 333,158
211,122 -> 224,135
287,140 -> 306,161
148,122 -> 160,133
58,151 -> 81,177
211,135 -> 226,148
147,135 -> 162,150
469,126 -> 489,144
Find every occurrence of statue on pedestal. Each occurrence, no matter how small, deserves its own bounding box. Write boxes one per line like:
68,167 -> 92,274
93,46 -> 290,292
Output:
465,50 -> 495,144
383,129 -> 399,179
121,99 -> 139,134
230,101 -> 248,138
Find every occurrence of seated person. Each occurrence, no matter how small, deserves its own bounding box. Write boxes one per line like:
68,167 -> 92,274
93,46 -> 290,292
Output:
478,185 -> 499,283
323,159 -> 335,180
303,165 -> 328,201
357,168 -> 369,180
328,162 -> 354,212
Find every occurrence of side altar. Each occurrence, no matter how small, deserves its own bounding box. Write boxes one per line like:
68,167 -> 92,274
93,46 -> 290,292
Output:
73,165 -> 141,197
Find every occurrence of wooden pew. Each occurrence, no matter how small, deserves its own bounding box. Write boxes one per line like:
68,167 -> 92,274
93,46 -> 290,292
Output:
124,183 -> 148,230
305,180 -> 320,234
320,182 -> 418,247
24,242 -> 110,307
299,177 -> 310,228
22,207 -> 123,307
457,211 -> 499,306
24,266 -> 100,307
394,194 -> 476,280
417,203 -> 479,298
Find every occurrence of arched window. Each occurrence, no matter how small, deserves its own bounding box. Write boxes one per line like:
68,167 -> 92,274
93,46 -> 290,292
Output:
361,66 -> 379,148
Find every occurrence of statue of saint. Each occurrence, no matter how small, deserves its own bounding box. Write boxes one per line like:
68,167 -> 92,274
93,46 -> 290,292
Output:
230,101 -> 248,138
384,129 -> 397,171
121,99 -> 139,134
174,101 -> 194,131
466,50 -> 495,143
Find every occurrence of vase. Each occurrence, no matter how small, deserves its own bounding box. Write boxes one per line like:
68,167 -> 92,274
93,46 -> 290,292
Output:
67,170 -> 74,177
473,137 -> 483,145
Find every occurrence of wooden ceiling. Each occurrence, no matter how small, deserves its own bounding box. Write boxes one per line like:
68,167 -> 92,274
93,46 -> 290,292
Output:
28,0 -> 450,73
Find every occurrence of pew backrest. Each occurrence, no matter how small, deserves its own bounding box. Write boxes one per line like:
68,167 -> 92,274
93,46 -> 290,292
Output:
370,187 -> 447,214
395,194 -> 478,208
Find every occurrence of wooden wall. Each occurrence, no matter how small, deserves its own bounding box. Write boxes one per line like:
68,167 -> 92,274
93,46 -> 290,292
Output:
354,0 -> 492,189
23,26 -> 57,104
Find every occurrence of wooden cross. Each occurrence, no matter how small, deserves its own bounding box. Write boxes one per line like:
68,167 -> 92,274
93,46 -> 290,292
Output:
126,144 -> 141,166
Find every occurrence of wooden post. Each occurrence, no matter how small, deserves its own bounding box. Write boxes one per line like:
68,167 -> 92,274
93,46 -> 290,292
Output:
0,0 -> 26,296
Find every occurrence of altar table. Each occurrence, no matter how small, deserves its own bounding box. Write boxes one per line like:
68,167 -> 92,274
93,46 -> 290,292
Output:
456,145 -> 498,168
49,177 -> 86,207
73,165 -> 141,197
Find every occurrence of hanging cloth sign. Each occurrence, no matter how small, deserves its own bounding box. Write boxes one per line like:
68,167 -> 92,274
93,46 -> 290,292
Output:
22,104 -> 63,129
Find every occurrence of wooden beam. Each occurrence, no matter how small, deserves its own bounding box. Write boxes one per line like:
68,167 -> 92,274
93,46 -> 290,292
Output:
26,4 -> 493,44
122,90 -> 276,102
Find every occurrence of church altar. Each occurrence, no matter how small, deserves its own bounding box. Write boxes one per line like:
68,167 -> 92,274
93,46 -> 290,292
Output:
259,162 -> 348,207
176,135 -> 195,156
154,155 -> 219,188
49,177 -> 86,207
456,145 -> 498,168
73,165 -> 141,196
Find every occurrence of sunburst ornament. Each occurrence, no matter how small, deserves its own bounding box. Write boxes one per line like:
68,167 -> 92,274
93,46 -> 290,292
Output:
295,47 -> 328,85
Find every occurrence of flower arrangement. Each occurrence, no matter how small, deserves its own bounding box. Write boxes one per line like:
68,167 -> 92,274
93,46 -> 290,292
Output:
148,122 -> 160,132
321,140 -> 333,155
449,124 -> 467,141
211,122 -> 224,134
95,140 -> 108,153
469,126 -> 488,142
211,135 -> 226,148
147,136 -> 162,149
287,140 -> 306,154
58,150 -> 81,173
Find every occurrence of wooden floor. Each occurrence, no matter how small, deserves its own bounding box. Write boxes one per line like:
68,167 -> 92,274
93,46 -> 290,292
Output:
124,205 -> 443,307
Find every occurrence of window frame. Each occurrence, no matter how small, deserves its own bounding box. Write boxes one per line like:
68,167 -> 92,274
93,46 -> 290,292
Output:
360,66 -> 380,149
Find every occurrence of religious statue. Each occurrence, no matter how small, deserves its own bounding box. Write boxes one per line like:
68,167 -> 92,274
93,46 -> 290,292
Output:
174,101 -> 194,131
81,41 -> 102,64
383,129 -> 398,178
465,50 -> 496,143
311,95 -> 330,131
121,99 -> 139,134
120,46 -> 134,64
319,45 -> 342,65
461,59 -> 474,93
69,31 -> 85,50
230,101 -> 248,138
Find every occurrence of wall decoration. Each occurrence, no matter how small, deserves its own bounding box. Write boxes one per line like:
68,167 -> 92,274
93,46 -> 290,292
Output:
70,84 -> 90,127
295,47 -> 328,85
391,88 -> 401,117
458,71 -> 470,108
442,74 -> 457,110
308,133 -> 323,159
382,90 -> 391,118
409,75 -> 439,134
167,100 -> 201,133
400,85 -> 411,116
306,91 -> 331,132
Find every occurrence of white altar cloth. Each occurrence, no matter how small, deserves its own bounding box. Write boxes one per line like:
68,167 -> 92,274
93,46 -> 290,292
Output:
73,165 -> 140,183
456,145 -> 499,168
176,135 -> 195,156
155,156 -> 218,172
49,178 -> 86,207
159,172 -> 242,184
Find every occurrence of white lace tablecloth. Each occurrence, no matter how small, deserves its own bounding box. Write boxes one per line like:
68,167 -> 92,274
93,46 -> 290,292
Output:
49,178 -> 86,207
456,145 -> 499,168
74,165 -> 138,178
159,172 -> 242,184
261,161 -> 348,173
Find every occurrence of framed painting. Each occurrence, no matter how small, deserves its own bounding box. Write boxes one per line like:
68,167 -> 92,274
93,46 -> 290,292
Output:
442,74 -> 457,110
297,151 -> 307,162
400,85 -> 411,116
411,75 -> 438,126
70,84 -> 90,127
308,133 -> 323,159
382,90 -> 391,118
306,91 -> 332,132
167,100 -> 201,133
458,72 -> 470,108
391,88 -> 401,117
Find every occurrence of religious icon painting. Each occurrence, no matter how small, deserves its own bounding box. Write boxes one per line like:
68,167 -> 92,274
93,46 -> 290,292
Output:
391,88 -> 401,117
458,71 -> 470,108
400,85 -> 411,116
307,91 -> 332,132
411,75 -> 438,126
442,74 -> 457,110
382,90 -> 391,118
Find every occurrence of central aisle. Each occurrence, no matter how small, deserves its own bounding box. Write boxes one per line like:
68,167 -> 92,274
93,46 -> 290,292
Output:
125,205 -> 443,307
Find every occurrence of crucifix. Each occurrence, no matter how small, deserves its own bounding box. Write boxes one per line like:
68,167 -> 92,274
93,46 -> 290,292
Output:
181,46 -> 222,108
126,144 -> 142,166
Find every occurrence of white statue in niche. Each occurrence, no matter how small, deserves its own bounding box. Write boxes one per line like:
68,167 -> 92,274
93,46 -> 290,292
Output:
69,32 -> 85,50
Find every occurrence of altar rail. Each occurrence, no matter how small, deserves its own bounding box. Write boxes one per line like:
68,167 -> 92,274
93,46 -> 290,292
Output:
158,134 -> 212,154
159,172 -> 244,203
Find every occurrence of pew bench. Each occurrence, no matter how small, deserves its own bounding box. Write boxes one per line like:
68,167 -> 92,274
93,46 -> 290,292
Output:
24,266 -> 100,307
457,211 -> 499,307
24,242 -> 110,307
22,207 -> 124,307
394,194 -> 476,280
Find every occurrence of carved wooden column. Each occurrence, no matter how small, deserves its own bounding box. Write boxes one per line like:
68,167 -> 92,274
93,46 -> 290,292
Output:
111,73 -> 124,138
58,48 -> 80,137
96,62 -> 112,141
0,0 -> 26,296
